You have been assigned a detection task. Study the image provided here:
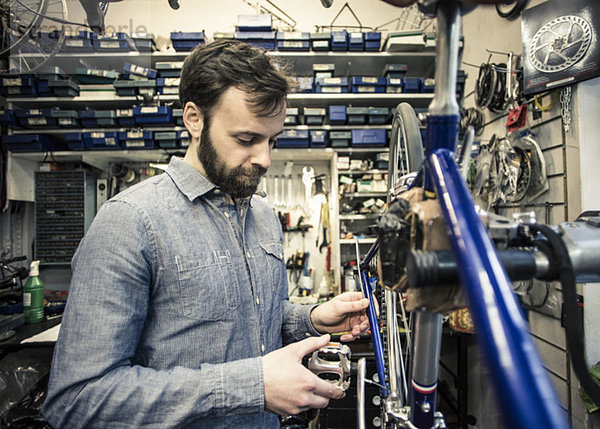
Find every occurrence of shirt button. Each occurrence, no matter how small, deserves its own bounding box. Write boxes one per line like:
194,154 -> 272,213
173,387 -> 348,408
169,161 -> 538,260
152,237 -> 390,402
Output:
246,251 -> 251,259
261,344 -> 265,353
256,297 -> 260,305
214,189 -> 221,194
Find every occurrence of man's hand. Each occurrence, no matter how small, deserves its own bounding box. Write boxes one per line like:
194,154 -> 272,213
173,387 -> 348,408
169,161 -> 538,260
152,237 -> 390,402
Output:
310,292 -> 373,342
263,335 -> 344,415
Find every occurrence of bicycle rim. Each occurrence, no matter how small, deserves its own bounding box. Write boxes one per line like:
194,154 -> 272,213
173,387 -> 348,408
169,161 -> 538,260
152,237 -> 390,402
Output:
1,0 -> 66,75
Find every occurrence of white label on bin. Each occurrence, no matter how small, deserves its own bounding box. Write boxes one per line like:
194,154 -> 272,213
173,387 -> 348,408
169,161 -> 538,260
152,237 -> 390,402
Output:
362,77 -> 379,84
164,78 -> 180,86
283,41 -> 303,48
117,109 -> 132,116
323,77 -> 342,84
100,41 -> 120,48
3,78 -> 22,86
321,87 -> 342,93
128,131 -> 143,138
356,86 -> 376,92
127,140 -> 145,147
91,132 -> 105,138
141,107 -> 158,114
162,87 -> 178,94
389,78 -> 402,85
106,138 -> 116,146
28,109 -> 41,115
58,118 -> 71,125
28,118 -> 47,125
66,40 -> 84,47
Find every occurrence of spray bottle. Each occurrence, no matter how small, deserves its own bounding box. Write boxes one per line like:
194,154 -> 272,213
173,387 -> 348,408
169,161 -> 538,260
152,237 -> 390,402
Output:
23,260 -> 44,324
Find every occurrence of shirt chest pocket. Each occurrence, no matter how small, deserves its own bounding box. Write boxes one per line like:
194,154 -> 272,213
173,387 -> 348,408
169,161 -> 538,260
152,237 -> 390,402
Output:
175,251 -> 241,321
258,242 -> 285,293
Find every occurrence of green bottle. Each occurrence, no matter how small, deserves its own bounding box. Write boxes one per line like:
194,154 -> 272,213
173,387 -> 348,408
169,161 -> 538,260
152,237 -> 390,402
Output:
23,260 -> 44,324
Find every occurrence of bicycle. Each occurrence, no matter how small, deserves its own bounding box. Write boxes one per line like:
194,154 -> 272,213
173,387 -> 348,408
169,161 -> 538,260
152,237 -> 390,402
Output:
349,1 -> 600,428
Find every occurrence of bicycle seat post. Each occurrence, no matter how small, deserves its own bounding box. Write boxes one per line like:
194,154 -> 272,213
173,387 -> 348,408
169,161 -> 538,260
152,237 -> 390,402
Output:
424,0 -> 462,167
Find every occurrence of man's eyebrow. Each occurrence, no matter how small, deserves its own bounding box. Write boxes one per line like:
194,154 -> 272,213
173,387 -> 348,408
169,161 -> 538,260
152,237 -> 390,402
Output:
230,129 -> 284,139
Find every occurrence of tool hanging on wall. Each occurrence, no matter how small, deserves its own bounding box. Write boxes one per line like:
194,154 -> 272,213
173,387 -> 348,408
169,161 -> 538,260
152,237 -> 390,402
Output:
302,166 -> 315,220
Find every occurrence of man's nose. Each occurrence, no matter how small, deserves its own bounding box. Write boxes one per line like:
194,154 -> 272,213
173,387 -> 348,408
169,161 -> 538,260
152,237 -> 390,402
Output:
250,140 -> 272,170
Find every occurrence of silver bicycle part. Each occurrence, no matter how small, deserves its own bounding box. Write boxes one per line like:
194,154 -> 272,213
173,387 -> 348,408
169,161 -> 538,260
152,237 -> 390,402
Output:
458,126 -> 474,181
308,342 -> 352,391
357,357 -> 367,429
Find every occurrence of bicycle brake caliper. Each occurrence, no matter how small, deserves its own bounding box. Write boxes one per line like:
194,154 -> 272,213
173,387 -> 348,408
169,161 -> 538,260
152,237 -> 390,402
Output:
308,342 -> 352,391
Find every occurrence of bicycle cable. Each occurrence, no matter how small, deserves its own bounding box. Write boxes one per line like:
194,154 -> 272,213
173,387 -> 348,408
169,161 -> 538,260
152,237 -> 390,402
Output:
530,223 -> 600,407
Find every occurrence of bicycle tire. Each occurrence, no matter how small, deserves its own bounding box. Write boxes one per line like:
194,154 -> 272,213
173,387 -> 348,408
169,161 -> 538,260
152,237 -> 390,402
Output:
387,102 -> 424,198
495,0 -> 529,20
0,0 -> 46,56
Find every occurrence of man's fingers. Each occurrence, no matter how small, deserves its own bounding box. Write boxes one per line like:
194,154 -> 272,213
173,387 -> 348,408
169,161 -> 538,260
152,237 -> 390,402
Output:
337,291 -> 365,302
292,334 -> 331,358
311,375 -> 345,400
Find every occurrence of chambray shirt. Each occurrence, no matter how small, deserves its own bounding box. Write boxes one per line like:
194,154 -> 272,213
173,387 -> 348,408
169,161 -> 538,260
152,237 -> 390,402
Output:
43,156 -> 320,428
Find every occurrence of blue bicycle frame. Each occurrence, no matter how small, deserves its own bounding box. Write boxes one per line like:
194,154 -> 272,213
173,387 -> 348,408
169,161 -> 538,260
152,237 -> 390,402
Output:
357,2 -> 569,428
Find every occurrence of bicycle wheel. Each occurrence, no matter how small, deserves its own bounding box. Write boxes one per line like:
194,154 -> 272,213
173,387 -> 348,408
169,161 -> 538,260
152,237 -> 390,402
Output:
0,0 -> 66,75
387,102 -> 425,200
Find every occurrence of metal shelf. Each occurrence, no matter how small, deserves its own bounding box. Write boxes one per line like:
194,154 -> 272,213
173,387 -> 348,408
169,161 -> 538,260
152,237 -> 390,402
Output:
338,169 -> 387,175
339,214 -> 381,220
342,192 -> 387,197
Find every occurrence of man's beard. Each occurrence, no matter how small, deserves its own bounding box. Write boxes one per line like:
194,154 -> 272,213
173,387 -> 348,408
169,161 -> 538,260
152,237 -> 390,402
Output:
197,121 -> 267,199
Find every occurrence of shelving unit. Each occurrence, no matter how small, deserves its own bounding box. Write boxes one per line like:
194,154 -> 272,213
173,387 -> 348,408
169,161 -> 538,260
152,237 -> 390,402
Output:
3,48 -> 434,289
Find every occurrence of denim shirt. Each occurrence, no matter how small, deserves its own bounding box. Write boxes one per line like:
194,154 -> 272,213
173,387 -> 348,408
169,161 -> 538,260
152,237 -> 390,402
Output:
43,157 -> 320,428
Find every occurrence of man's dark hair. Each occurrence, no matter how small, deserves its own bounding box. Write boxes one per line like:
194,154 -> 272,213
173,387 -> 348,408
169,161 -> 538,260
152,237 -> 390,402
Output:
179,40 -> 293,119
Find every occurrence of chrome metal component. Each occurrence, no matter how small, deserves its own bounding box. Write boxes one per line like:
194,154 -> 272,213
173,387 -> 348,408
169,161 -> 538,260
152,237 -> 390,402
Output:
428,1 -> 461,116
560,219 -> 600,283
513,211 -> 537,225
308,342 -> 352,391
459,126 -> 474,181
420,401 -> 431,413
357,358 -> 367,429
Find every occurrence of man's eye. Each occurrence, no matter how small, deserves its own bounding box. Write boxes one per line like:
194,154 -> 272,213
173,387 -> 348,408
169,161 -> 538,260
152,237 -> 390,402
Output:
237,138 -> 254,146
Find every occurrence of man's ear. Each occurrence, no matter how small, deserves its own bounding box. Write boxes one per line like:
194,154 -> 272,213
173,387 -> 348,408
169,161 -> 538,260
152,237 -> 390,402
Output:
183,101 -> 204,139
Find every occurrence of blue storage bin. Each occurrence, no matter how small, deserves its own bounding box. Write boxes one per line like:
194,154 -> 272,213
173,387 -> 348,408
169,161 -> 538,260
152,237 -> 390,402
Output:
386,77 -> 404,93
76,67 -> 119,84
0,75 -> 37,97
403,77 -> 423,93
93,32 -> 137,52
172,109 -> 184,126
48,79 -> 79,97
0,109 -> 15,126
118,130 -> 153,149
292,77 -> 314,93
15,109 -> 55,128
53,110 -> 79,127
156,77 -> 180,95
314,77 -> 349,93
132,34 -> 155,51
154,131 -> 178,148
123,62 -> 157,79
285,107 -> 300,125
113,79 -> 156,96
310,130 -> 327,148
348,32 -> 364,51
303,107 -> 326,125
79,110 -> 116,127
422,78 -> 435,93
155,61 -> 183,78
351,129 -> 387,147
328,105 -> 346,124
383,64 -> 408,78
276,129 -> 309,148
330,131 -> 351,148
36,66 -> 68,81
2,134 -> 58,151
65,132 -> 85,149
133,106 -> 173,125
364,32 -> 382,51
36,80 -> 52,96
351,76 -> 386,93
346,107 -> 369,125
237,14 -> 272,31
235,31 -> 277,50
310,32 -> 331,51
367,107 -> 390,125
331,31 -> 348,51
178,130 -> 190,148
116,109 -> 135,126
313,63 -> 335,79
276,32 -> 310,51
83,131 -> 120,149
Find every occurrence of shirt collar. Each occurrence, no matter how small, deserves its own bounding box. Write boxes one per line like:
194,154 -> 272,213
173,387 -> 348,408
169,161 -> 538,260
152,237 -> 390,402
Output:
165,156 -> 216,202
